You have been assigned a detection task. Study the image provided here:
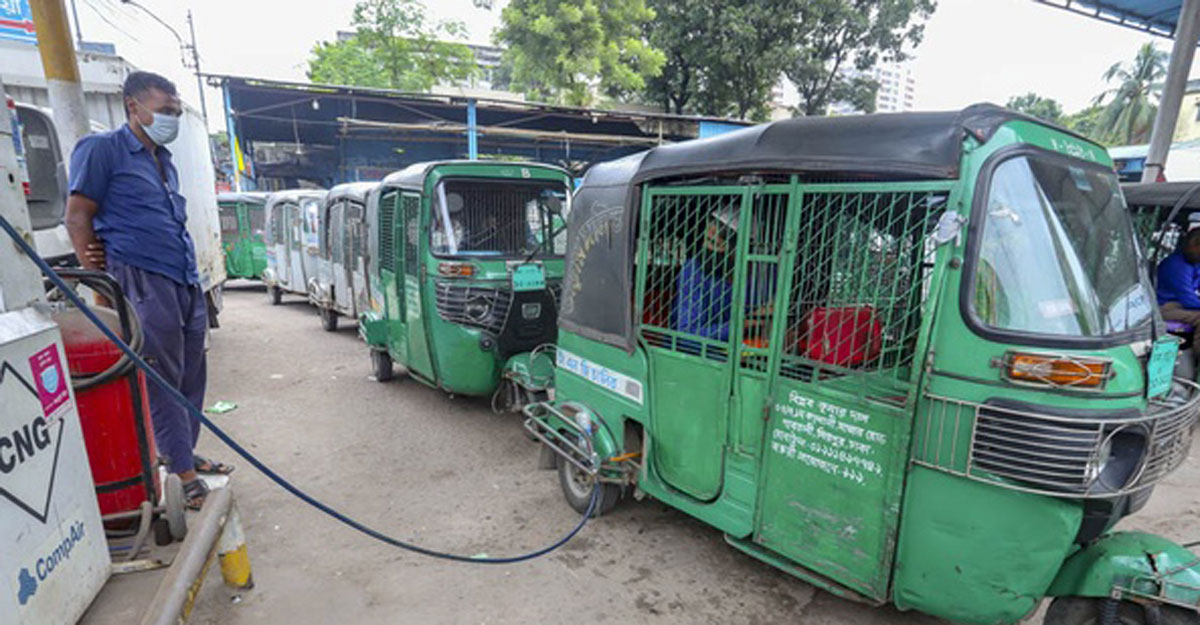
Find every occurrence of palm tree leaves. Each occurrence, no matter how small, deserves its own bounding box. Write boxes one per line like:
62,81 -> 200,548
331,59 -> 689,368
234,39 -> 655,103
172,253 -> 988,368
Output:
1093,42 -> 1168,145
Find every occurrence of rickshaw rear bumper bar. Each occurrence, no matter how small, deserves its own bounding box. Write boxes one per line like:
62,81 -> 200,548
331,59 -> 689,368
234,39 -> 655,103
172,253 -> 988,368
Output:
522,402 -> 597,476
916,378 -> 1200,499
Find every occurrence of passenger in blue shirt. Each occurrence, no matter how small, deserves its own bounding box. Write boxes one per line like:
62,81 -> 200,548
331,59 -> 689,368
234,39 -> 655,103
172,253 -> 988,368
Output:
672,208 -> 772,341
66,72 -> 230,510
1156,228 -> 1200,326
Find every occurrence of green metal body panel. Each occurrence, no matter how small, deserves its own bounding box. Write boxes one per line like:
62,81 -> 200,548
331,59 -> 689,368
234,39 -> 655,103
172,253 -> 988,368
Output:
358,310 -> 389,347
1048,531 -> 1200,607
368,162 -> 572,396
220,201 -> 268,279
503,350 -> 555,391
531,118 -> 1200,623
892,466 -> 1083,623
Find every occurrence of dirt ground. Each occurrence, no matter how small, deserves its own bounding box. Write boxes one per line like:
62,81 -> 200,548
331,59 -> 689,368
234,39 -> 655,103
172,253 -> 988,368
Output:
187,284 -> 1200,625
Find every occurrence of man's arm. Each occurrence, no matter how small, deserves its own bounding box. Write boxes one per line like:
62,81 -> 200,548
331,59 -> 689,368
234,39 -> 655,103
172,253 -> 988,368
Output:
1159,256 -> 1200,309
65,194 -> 105,270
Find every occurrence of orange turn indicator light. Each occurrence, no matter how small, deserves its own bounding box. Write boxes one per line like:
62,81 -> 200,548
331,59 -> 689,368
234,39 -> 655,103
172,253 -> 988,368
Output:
1004,352 -> 1111,388
437,262 -> 475,278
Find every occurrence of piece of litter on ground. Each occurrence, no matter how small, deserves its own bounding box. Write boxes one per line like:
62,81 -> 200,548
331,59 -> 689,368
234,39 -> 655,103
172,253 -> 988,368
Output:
205,400 -> 238,414
230,595 -> 242,604
470,553 -> 489,560
269,373 -> 284,379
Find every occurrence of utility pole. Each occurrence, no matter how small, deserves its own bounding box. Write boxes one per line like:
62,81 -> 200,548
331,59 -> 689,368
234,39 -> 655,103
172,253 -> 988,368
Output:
186,10 -> 208,122
1142,0 -> 1200,183
29,0 -> 91,158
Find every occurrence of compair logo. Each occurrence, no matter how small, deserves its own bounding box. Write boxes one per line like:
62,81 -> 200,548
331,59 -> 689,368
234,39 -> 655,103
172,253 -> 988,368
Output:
0,361 -> 65,523
16,521 -> 88,605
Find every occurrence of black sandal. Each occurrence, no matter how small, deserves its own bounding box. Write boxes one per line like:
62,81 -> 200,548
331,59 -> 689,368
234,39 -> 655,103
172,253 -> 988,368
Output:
183,478 -> 210,511
194,455 -> 234,475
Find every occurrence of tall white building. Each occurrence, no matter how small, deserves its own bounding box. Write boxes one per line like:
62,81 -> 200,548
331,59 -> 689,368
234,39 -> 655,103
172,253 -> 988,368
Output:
825,61 -> 917,115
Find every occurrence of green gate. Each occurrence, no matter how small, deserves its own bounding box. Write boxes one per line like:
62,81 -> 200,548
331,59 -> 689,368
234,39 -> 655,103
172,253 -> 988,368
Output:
755,182 -> 951,600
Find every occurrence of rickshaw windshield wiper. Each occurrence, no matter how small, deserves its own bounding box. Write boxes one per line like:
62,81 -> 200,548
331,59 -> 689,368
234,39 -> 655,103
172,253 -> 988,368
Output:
520,221 -> 566,264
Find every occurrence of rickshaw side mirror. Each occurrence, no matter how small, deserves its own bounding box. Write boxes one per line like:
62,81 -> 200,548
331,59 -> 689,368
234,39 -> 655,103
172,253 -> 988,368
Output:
544,196 -> 564,215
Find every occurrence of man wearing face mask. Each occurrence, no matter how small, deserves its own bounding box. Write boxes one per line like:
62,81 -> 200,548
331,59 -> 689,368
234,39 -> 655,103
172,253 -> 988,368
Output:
65,71 -> 230,510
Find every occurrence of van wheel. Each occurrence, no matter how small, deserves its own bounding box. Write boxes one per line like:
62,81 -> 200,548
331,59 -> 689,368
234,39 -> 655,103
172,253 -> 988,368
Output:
370,349 -> 394,382
1044,597 -> 1200,624
557,455 -> 620,517
320,307 -> 338,331
268,286 -> 282,305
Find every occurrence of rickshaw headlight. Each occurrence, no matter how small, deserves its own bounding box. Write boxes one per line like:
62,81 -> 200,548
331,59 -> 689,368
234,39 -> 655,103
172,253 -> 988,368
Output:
464,295 -> 491,322
1084,424 -> 1147,491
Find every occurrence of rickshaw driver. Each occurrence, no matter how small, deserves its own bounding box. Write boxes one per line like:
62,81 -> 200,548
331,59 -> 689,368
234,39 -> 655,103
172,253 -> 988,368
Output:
1156,227 -> 1200,326
672,207 -> 772,341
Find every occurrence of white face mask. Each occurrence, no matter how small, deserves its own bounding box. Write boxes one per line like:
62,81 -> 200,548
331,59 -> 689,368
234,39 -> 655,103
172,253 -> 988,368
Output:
135,100 -> 180,146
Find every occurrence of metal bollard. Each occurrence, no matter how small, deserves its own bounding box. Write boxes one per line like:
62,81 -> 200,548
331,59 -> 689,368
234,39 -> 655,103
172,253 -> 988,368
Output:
217,504 -> 254,589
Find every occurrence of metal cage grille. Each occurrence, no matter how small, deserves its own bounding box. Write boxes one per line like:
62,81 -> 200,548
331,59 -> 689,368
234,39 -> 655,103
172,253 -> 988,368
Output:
403,194 -> 419,272
779,189 -> 947,396
379,192 -> 397,273
639,190 -> 744,361
1130,204 -> 1181,262
434,282 -> 512,334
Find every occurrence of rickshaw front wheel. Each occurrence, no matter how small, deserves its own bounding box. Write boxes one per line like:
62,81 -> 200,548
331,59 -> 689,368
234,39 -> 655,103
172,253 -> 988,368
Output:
557,455 -> 620,517
370,349 -> 394,382
1045,597 -> 1199,625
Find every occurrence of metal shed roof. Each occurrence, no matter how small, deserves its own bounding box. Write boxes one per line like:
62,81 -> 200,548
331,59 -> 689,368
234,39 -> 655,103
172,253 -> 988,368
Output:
1034,1 -> 1186,37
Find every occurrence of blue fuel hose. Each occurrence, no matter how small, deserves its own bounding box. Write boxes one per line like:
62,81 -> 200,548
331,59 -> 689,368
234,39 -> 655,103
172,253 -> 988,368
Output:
0,213 -> 598,564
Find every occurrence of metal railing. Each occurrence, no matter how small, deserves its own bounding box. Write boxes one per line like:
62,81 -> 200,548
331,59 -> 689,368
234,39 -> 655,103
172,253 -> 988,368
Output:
914,379 -> 1200,498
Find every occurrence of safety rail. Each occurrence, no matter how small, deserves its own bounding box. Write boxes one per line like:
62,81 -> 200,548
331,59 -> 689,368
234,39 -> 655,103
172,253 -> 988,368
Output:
522,402 -> 598,476
914,379 -> 1200,498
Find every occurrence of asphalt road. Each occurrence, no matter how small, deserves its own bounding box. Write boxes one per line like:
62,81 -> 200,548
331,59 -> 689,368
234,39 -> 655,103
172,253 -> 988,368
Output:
188,284 -> 1200,625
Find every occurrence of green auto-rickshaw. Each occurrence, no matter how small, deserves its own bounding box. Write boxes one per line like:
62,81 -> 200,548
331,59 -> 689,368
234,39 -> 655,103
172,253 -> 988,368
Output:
217,191 -> 270,280
525,104 -> 1200,624
360,161 -> 570,402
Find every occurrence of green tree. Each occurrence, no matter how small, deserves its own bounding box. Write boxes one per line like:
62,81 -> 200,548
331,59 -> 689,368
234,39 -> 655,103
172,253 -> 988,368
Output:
1006,93 -> 1064,124
1062,105 -> 1106,144
1093,42 -> 1168,145
786,0 -> 936,117
307,0 -> 477,92
495,0 -> 665,106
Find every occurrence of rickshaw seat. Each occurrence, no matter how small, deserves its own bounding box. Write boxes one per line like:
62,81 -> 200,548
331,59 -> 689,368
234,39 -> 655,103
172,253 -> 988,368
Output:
796,306 -> 883,368
1166,320 -> 1194,335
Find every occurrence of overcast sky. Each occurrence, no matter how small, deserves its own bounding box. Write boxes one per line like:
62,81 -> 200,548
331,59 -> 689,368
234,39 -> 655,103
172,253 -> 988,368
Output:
64,0 -> 1197,130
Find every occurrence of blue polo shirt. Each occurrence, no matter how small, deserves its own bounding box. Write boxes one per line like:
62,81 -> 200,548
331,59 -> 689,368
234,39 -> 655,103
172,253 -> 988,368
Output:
68,125 -> 197,285
1157,250 -> 1200,309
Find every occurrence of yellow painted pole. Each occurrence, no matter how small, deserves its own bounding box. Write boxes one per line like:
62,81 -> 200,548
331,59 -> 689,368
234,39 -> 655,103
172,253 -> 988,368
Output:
29,0 -> 91,155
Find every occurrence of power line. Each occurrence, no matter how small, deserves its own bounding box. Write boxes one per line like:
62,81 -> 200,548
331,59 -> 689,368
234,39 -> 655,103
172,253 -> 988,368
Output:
82,0 -> 141,44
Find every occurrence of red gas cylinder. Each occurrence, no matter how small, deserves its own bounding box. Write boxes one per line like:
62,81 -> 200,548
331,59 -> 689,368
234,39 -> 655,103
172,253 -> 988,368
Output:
54,307 -> 159,517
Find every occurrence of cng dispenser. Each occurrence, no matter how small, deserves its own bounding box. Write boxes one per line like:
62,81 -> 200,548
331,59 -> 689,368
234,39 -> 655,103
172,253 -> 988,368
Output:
0,78 -> 109,624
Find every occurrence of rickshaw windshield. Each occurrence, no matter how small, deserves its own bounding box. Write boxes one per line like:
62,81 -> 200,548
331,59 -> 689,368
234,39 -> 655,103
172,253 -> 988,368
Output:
970,153 -> 1154,339
431,178 -> 569,258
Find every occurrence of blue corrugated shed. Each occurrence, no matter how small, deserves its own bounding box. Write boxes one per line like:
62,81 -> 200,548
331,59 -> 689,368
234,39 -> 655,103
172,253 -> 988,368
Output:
1035,0 -> 1184,37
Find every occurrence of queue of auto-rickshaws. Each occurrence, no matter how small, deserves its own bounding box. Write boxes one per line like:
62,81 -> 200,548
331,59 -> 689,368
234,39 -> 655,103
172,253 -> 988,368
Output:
216,104 -> 1200,625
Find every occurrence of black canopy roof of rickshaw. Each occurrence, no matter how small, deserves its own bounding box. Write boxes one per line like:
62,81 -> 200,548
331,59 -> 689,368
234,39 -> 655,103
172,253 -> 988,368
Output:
380,160 -> 571,191
326,181 -> 379,205
560,102 -> 1085,352
217,191 -> 271,205
1123,182 -> 1200,212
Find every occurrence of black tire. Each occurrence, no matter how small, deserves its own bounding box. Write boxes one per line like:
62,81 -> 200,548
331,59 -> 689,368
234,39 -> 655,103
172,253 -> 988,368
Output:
152,517 -> 173,546
557,454 -> 621,517
1044,597 -> 1200,625
320,307 -> 338,332
269,286 -> 282,305
370,349 -> 394,382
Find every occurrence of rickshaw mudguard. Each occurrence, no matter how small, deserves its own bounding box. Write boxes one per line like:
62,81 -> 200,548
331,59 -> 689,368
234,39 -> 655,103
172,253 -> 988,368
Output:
358,311 -> 388,347
1047,531 -> 1200,609
502,350 -> 555,392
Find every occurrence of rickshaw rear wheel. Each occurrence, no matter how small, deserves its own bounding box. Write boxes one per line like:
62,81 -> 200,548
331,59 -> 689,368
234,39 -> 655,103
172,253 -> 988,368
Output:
370,349 -> 394,382
320,307 -> 338,331
268,286 -> 282,305
557,455 -> 620,517
1044,597 -> 1200,625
